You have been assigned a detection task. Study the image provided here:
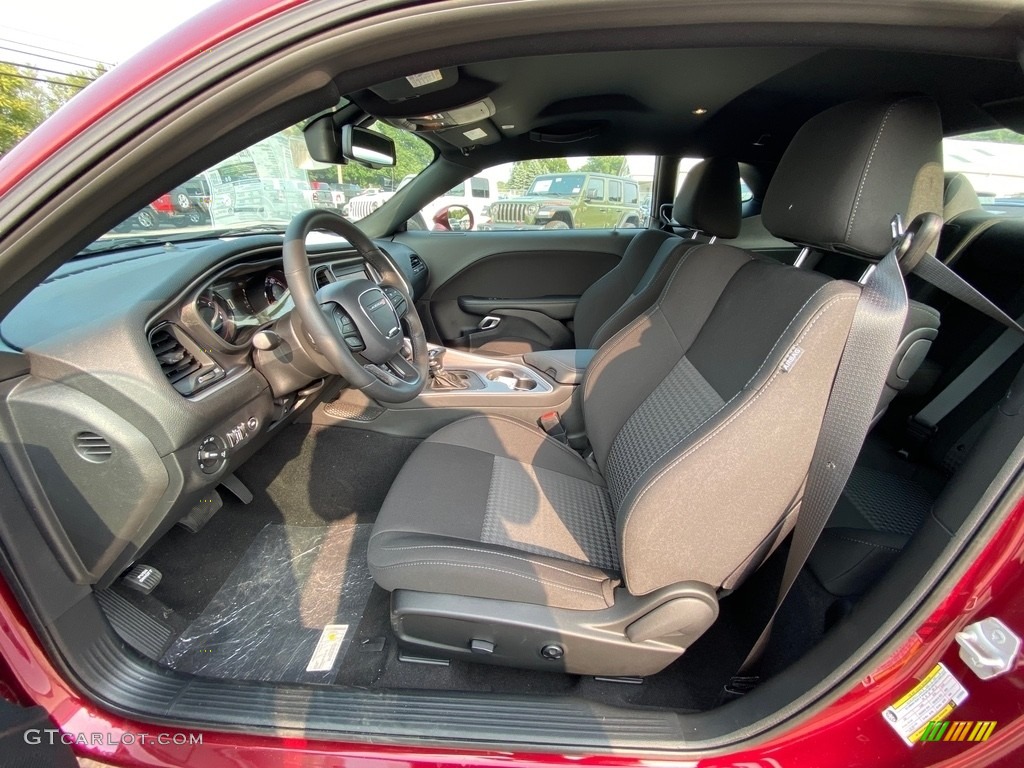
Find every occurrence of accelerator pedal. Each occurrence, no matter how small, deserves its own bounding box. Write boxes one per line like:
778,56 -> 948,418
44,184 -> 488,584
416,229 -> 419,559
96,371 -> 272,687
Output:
178,490 -> 223,533
121,563 -> 162,594
219,472 -> 254,504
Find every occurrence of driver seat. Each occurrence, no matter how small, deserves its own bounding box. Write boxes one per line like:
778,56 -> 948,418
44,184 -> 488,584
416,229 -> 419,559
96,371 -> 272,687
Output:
367,96 -> 943,676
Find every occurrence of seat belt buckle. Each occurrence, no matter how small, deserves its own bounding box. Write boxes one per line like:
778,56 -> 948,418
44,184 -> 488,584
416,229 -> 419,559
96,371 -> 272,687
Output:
539,411 -> 569,444
904,416 -> 937,453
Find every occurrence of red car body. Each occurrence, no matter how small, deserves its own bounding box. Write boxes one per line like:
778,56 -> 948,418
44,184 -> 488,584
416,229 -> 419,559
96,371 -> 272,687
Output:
0,2 -> 1022,766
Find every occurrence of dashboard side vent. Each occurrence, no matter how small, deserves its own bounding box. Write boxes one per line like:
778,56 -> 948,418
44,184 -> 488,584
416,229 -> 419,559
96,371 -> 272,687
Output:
314,266 -> 335,290
409,254 -> 426,274
75,431 -> 112,462
149,327 -> 203,395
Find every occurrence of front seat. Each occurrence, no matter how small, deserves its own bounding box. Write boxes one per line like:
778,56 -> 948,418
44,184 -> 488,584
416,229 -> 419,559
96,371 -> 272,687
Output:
368,96 -> 943,676
473,157 -> 741,355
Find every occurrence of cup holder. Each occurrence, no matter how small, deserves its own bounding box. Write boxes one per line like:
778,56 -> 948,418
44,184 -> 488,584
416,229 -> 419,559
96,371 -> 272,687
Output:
486,368 -> 538,391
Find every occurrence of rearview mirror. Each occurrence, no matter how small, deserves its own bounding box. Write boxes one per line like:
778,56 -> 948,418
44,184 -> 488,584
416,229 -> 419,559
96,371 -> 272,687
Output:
342,125 -> 396,168
303,116 -> 397,168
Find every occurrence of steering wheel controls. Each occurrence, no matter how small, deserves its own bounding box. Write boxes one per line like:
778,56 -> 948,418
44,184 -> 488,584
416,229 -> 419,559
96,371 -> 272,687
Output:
334,309 -> 366,352
382,285 -> 408,317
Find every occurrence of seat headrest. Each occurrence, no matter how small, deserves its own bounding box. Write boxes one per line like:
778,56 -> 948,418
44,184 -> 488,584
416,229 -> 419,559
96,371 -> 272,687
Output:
943,172 -> 982,222
762,96 -> 943,259
672,157 -> 741,239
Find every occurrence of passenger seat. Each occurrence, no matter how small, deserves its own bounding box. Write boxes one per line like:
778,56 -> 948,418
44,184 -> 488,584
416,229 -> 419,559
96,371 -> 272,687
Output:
474,157 -> 741,355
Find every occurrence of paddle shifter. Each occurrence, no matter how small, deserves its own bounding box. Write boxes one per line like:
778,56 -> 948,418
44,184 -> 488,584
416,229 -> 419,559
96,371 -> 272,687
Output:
428,347 -> 468,390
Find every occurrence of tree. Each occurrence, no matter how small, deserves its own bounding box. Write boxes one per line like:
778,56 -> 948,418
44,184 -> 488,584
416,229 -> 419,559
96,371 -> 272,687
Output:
507,158 -> 573,194
965,129 -> 1024,145
0,63 -> 105,155
0,64 -> 47,154
578,156 -> 628,175
331,121 -> 435,190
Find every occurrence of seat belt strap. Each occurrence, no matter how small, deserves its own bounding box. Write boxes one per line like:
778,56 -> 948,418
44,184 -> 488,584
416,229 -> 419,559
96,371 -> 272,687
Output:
730,215 -> 939,688
913,316 -> 1024,430
732,246 -> 911,681
907,251 -> 1024,431
912,252 -> 1024,336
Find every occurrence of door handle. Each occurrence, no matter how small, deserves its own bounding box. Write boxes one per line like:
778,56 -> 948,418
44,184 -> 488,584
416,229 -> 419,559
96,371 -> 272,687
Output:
478,315 -> 501,331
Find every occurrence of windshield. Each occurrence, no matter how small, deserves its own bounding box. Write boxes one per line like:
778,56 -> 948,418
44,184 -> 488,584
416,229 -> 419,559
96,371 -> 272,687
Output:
84,119 -> 432,254
527,174 -> 585,197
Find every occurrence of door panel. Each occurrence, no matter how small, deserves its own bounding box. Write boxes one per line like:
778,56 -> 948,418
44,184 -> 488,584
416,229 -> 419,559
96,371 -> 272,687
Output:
393,230 -> 636,350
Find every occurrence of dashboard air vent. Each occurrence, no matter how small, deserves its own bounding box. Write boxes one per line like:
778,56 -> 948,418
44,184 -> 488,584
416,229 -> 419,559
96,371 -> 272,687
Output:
75,431 -> 112,462
149,327 -> 202,393
314,266 -> 335,289
409,254 -> 426,274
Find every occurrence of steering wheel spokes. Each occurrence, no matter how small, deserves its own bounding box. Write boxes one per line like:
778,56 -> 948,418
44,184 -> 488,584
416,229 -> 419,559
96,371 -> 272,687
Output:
283,209 -> 428,403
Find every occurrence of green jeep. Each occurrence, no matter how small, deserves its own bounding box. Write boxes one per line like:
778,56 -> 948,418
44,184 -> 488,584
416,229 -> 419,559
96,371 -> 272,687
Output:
484,172 -> 644,230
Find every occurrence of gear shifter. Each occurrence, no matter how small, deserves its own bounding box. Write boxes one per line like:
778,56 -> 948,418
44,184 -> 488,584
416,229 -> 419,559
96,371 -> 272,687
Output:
429,347 -> 468,390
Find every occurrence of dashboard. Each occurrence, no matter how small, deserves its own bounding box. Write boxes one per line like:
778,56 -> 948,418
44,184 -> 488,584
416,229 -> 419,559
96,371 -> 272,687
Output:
0,233 -> 428,588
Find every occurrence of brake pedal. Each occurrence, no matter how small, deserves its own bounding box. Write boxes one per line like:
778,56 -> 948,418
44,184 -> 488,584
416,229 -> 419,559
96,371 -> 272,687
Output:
122,564 -> 162,594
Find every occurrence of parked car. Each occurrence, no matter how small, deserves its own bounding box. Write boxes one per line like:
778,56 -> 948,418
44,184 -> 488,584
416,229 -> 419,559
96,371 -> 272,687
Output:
121,180 -> 211,231
1,2 -> 1024,767
484,171 -> 643,229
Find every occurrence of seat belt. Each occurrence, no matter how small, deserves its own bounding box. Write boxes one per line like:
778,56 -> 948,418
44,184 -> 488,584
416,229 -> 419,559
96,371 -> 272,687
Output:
911,312 -> 1024,432
728,214 -> 1024,695
725,214 -> 939,696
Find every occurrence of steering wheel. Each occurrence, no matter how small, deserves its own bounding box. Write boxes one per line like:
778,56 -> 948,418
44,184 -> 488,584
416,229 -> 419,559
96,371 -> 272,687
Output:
283,209 -> 428,403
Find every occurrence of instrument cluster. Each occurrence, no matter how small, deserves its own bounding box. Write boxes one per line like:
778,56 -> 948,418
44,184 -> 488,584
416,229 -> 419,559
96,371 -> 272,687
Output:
195,266 -> 292,346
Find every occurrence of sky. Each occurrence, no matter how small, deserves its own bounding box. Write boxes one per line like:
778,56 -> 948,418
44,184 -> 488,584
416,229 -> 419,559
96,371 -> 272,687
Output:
1,0 -> 219,75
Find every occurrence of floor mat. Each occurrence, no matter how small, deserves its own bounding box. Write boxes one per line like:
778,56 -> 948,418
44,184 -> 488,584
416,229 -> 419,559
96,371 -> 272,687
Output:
145,424 -> 420,622
162,523 -> 374,684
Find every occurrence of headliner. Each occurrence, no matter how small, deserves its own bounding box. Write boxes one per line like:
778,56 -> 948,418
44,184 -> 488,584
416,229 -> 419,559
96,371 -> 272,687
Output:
349,46 -> 1024,169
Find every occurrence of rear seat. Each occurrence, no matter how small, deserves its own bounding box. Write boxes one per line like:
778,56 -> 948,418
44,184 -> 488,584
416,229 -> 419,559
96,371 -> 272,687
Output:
809,174 -> 1024,596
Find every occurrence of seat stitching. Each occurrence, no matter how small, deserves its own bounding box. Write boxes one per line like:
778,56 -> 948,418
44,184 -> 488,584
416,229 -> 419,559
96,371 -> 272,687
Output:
377,544 -> 610,581
583,244 -> 757,402
622,293 -> 859,567
846,100 -> 903,243
582,246 -> 704,402
588,239 -> 685,348
374,561 -> 605,598
618,284 -> 849,505
831,534 -> 902,552
740,280 -> 841,390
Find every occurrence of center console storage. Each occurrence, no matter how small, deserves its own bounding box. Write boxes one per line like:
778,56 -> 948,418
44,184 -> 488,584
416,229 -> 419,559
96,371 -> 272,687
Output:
424,346 -> 552,394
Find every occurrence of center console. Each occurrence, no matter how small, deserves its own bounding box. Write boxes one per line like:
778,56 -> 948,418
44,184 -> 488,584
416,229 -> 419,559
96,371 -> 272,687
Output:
424,346 -> 552,394
316,345 -> 597,439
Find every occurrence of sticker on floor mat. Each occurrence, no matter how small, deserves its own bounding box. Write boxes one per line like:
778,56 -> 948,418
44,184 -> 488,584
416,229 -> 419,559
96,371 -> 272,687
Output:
882,663 -> 968,746
307,624 -> 349,672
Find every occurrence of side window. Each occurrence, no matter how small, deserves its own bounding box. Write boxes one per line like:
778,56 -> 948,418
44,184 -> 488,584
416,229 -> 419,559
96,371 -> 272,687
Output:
417,155 -> 653,231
